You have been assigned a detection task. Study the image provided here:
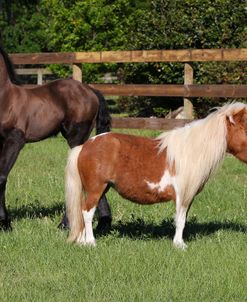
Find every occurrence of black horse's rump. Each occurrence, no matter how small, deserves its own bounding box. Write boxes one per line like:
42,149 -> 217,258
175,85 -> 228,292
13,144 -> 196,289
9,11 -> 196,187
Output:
0,45 -> 112,231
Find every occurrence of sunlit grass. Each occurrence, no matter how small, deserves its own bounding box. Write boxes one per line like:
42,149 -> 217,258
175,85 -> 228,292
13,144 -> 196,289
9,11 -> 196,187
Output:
0,131 -> 246,302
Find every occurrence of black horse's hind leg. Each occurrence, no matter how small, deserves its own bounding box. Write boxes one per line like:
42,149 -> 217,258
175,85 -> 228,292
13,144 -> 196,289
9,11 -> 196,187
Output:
0,129 -> 25,230
61,121 -> 93,150
59,195 -> 112,234
95,195 -> 112,234
59,121 -> 112,233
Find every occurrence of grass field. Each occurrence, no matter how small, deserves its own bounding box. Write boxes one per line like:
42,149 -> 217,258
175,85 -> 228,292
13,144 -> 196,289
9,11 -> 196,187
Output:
0,129 -> 247,302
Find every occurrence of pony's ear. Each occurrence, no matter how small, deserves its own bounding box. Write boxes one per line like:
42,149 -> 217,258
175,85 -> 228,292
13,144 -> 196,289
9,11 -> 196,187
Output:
227,115 -> 235,125
227,108 -> 246,125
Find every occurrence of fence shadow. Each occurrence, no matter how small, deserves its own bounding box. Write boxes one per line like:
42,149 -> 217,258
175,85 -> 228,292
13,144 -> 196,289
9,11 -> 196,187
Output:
107,218 -> 247,242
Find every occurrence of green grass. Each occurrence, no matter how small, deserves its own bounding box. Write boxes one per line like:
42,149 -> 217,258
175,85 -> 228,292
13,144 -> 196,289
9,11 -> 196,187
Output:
0,130 -> 247,302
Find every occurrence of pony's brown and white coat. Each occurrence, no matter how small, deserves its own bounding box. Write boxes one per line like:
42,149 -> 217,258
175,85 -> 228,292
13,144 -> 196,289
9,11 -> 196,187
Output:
65,102 -> 247,249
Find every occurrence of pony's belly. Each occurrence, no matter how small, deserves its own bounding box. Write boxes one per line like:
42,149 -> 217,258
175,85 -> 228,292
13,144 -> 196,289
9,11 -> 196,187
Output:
115,183 -> 175,205
113,164 -> 177,204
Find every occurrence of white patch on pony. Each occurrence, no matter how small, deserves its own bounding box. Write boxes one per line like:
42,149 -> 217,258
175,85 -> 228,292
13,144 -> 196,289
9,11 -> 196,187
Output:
145,170 -> 176,193
82,207 -> 96,246
90,132 -> 109,142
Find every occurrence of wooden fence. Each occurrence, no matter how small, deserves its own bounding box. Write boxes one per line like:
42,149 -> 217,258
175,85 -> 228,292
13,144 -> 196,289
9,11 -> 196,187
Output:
10,49 -> 247,130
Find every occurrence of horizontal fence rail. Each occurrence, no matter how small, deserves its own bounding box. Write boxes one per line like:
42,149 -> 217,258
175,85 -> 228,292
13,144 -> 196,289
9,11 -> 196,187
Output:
90,84 -> 247,98
112,117 -> 192,130
10,48 -> 247,64
23,83 -> 247,98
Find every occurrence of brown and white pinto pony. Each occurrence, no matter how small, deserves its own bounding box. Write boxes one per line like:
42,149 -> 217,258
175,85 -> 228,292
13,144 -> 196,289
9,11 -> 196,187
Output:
65,102 -> 247,249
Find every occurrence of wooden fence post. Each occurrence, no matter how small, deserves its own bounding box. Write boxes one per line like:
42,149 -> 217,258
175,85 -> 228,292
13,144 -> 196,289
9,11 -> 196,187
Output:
72,64 -> 82,82
37,69 -> 43,85
184,63 -> 194,119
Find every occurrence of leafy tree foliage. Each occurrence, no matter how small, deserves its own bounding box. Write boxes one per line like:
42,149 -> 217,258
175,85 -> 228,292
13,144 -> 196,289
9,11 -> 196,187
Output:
41,0 -> 137,51
120,0 -> 247,116
0,0 -> 48,52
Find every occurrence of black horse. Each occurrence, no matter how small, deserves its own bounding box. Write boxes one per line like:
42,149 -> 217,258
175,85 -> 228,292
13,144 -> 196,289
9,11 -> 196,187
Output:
0,45 -> 111,231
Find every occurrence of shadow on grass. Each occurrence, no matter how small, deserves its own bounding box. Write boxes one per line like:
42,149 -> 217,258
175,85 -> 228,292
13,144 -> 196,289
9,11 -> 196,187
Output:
108,218 -> 247,242
9,200 -> 64,221
7,202 -> 247,243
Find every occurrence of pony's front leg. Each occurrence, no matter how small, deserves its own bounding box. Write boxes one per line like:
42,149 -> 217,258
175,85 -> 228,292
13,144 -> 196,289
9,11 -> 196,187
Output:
80,207 -> 96,246
0,129 -> 25,230
173,197 -> 190,250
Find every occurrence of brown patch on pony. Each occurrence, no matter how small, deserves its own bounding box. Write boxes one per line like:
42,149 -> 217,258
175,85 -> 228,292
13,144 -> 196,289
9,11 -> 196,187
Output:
78,133 -> 176,205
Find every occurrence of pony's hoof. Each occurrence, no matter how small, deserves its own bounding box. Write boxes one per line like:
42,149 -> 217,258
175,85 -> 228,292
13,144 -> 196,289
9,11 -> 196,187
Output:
78,240 -> 96,247
96,216 -> 112,235
173,240 -> 187,250
86,241 -> 96,247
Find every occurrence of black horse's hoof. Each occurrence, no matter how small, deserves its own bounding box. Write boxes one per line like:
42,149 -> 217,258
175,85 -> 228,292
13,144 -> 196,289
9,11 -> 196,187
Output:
58,214 -> 69,230
58,221 -> 69,230
0,220 -> 12,232
96,216 -> 112,235
58,215 -> 112,234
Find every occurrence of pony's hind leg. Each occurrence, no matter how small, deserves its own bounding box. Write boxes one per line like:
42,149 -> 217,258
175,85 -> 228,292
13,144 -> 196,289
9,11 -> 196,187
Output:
75,207 -> 97,246
59,121 -> 112,233
81,206 -> 96,246
79,191 -> 106,246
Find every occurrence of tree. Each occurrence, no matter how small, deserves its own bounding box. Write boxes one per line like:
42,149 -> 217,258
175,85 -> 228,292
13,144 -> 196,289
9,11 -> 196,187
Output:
0,0 -> 48,52
0,0 -> 246,116
120,0 -> 247,117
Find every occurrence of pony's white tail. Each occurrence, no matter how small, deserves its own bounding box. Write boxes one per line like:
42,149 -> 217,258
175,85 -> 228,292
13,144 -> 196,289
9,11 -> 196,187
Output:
65,145 -> 84,243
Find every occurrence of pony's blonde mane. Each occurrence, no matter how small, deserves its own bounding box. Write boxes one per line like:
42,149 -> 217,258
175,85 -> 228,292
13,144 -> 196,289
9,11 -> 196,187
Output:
157,102 -> 247,205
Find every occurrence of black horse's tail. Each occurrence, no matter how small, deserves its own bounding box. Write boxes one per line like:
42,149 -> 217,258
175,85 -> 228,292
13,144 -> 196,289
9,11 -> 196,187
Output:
92,88 -> 112,134
0,45 -> 22,85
